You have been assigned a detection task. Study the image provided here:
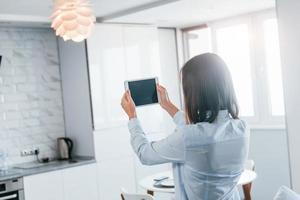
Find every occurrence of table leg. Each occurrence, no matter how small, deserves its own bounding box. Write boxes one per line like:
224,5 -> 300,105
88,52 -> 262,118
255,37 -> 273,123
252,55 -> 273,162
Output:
147,190 -> 154,196
242,183 -> 252,200
121,194 -> 125,200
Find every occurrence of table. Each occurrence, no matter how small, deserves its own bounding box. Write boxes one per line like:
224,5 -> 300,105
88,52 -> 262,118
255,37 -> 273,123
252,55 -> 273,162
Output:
139,170 -> 257,198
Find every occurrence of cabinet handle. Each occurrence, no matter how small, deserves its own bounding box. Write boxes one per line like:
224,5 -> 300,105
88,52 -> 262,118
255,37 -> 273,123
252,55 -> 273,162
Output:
0,194 -> 17,200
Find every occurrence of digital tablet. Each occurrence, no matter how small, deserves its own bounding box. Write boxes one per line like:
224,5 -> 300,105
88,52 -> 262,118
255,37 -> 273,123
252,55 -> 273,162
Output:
124,77 -> 159,106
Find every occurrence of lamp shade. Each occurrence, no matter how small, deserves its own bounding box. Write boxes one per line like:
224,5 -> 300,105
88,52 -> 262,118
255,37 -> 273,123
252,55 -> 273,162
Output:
50,0 -> 96,42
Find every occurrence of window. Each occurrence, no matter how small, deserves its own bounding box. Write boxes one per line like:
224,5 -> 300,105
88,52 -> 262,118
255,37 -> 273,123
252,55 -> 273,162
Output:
182,11 -> 285,126
185,28 -> 212,58
263,19 -> 285,116
215,24 -> 254,116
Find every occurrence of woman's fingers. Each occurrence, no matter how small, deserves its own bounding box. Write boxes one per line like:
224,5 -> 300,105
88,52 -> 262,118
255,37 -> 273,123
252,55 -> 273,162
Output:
124,91 -> 129,101
121,93 -> 126,103
157,87 -> 163,96
122,90 -> 130,102
125,90 -> 133,103
156,84 -> 170,110
121,91 -> 130,108
121,90 -> 137,119
157,85 -> 163,92
158,86 -> 168,100
123,90 -> 135,107
157,85 -> 167,97
157,84 -> 166,91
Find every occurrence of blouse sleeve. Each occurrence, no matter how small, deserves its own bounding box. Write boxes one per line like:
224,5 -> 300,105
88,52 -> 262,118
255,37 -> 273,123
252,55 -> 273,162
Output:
173,111 -> 187,126
128,113 -> 185,165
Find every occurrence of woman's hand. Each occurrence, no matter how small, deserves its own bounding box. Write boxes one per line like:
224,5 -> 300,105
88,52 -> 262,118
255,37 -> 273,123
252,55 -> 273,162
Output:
157,84 -> 179,117
121,91 -> 137,120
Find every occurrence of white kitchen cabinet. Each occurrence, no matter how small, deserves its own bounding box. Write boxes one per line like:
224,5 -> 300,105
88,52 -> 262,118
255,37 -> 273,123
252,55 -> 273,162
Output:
97,157 -> 136,200
93,128 -> 133,161
123,25 -> 161,80
87,24 -> 165,132
24,164 -> 98,200
94,129 -> 136,200
87,25 -> 180,199
87,24 -> 127,130
157,28 -> 182,134
123,25 -> 164,133
24,170 -> 64,200
63,164 -> 98,200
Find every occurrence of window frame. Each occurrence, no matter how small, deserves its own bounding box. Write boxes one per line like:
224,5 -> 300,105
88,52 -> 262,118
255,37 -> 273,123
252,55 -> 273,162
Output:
181,9 -> 285,128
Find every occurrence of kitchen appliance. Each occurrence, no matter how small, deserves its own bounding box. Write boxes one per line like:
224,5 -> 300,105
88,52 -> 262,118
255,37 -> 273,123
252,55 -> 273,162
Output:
0,178 -> 24,200
57,137 -> 73,160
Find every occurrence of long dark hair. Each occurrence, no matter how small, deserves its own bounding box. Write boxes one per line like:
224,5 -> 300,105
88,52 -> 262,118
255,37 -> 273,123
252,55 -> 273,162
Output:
181,53 -> 239,123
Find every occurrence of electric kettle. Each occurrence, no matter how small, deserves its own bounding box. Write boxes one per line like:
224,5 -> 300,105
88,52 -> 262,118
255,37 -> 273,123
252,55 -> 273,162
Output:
57,137 -> 73,160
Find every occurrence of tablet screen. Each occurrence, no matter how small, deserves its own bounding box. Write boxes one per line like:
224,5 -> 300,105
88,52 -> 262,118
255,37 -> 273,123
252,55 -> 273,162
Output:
127,78 -> 158,106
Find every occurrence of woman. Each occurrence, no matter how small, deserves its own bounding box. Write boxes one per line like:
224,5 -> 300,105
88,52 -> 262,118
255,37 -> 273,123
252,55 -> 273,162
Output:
121,53 -> 249,200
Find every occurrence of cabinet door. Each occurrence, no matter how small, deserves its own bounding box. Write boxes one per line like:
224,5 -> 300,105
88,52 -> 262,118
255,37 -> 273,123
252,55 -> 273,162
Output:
63,164 -> 98,200
24,171 -> 64,200
123,25 -> 164,133
87,24 -> 127,130
97,157 -> 136,200
157,28 -> 182,134
93,127 -> 134,161
123,25 -> 161,79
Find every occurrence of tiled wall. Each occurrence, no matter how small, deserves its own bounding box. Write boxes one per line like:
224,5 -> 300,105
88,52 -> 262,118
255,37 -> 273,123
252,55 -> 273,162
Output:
0,27 -> 65,165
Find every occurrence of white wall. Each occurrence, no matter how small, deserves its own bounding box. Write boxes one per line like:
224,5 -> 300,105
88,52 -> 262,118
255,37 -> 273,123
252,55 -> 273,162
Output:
0,27 -> 65,164
276,0 -> 300,192
58,39 -> 94,157
247,129 -> 290,199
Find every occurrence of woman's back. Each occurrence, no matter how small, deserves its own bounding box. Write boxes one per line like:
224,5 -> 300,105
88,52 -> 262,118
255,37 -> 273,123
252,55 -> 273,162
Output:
175,110 -> 249,200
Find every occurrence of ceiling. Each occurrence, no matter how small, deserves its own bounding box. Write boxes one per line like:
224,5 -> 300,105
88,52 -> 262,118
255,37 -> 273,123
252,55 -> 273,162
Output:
0,0 -> 53,17
0,0 -> 275,27
106,0 -> 276,27
0,0 -> 161,18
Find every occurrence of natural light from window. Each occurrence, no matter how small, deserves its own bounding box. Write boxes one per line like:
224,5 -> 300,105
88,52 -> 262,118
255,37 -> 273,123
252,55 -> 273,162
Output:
187,28 -> 212,58
263,19 -> 285,116
183,13 -> 286,124
216,24 -> 255,116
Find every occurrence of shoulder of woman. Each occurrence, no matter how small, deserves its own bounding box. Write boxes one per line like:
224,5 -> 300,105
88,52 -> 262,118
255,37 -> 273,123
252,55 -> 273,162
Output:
232,118 -> 248,131
175,122 -> 212,138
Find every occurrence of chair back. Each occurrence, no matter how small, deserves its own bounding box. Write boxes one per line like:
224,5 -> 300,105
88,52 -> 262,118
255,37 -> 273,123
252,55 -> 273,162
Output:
245,159 -> 255,171
121,188 -> 154,200
273,185 -> 300,200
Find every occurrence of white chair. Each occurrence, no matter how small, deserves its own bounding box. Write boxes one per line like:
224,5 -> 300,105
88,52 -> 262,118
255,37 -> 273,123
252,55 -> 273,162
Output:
245,160 -> 255,171
273,186 -> 300,200
243,159 -> 255,200
121,188 -> 154,200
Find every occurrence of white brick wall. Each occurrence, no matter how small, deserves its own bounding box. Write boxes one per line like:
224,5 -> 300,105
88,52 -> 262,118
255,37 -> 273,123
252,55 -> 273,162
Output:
0,27 -> 65,165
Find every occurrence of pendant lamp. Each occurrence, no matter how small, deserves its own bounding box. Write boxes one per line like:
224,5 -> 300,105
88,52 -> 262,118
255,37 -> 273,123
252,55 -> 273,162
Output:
50,0 -> 96,42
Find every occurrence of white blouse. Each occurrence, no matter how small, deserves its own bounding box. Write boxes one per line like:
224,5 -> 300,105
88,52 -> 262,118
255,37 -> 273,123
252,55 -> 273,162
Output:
128,110 -> 249,200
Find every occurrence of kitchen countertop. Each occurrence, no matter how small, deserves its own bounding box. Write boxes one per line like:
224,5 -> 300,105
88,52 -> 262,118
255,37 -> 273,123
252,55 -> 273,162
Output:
0,156 -> 96,182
